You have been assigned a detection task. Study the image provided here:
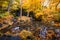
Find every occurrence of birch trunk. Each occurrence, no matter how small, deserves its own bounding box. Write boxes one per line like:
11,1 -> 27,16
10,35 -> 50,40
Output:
20,0 -> 22,17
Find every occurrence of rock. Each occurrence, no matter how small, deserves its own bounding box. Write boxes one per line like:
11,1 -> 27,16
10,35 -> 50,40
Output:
18,16 -> 31,24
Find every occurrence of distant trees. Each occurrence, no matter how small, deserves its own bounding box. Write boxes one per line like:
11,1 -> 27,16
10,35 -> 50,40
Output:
0,0 -> 60,26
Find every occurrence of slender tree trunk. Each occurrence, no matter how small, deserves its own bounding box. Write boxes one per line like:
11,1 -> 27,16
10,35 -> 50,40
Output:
8,0 -> 12,13
20,0 -> 22,17
8,0 -> 10,12
27,11 -> 30,17
20,6 -> 22,17
55,1 -> 60,10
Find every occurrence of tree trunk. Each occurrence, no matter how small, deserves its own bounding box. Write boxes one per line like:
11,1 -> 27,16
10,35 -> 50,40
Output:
20,0 -> 22,17
8,0 -> 12,13
27,11 -> 30,17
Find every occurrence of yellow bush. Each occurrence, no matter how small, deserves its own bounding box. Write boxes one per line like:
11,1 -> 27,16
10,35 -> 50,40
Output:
19,30 -> 33,39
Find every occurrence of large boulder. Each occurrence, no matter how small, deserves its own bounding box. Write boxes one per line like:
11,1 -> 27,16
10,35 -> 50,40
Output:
18,16 -> 31,23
